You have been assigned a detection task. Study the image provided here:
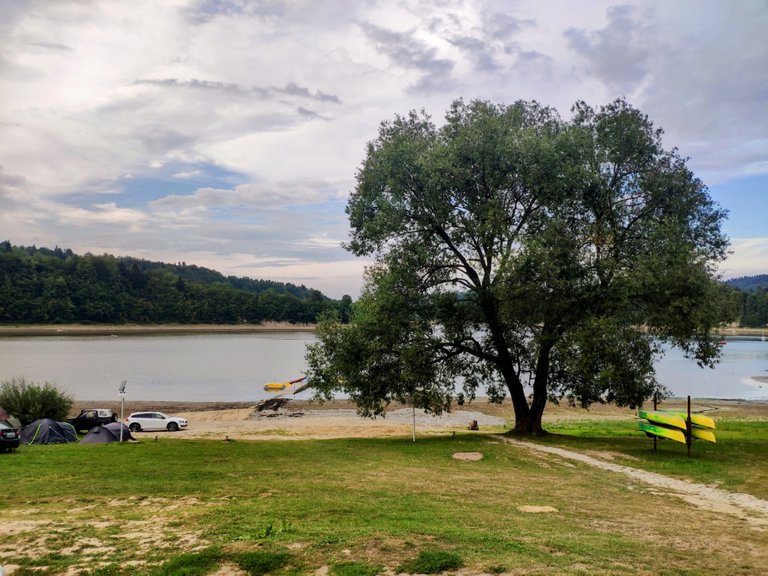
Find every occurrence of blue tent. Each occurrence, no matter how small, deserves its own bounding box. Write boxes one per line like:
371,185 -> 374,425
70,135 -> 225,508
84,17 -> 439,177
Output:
20,419 -> 78,445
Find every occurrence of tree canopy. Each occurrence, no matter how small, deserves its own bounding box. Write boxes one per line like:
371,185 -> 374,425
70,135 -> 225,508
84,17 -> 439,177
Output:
306,98 -> 731,434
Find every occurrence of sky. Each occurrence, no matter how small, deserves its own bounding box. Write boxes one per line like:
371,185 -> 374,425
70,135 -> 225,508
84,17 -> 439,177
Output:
1,0 -> 766,299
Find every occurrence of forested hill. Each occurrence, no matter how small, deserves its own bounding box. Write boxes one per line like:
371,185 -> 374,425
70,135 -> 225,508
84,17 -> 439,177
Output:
0,242 -> 351,325
726,274 -> 768,292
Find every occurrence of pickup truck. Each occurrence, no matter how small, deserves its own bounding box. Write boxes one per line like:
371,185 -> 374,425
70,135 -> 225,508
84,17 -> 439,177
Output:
68,408 -> 117,432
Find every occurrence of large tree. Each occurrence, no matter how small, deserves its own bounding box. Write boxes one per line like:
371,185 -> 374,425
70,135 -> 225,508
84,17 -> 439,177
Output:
306,98 -> 731,434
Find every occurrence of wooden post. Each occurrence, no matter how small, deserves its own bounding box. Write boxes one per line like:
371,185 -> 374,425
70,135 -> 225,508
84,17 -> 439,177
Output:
686,395 -> 692,458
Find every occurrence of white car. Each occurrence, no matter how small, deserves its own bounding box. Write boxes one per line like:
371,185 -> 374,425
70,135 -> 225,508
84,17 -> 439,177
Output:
126,411 -> 187,432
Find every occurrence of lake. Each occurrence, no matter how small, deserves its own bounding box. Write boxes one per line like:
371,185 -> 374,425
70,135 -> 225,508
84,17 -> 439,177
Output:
0,333 -> 766,402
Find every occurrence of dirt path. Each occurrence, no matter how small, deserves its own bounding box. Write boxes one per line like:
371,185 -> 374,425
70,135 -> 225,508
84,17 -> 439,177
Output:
496,437 -> 768,531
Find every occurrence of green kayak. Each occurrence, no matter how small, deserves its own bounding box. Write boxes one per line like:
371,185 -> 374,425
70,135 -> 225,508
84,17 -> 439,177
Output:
637,421 -> 686,444
637,409 -> 687,430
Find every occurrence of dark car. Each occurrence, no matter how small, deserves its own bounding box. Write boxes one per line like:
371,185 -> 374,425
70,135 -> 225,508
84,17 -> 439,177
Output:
0,420 -> 20,453
69,408 -> 117,432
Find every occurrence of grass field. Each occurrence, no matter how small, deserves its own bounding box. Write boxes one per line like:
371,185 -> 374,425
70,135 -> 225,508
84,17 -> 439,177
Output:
1,414 -> 767,575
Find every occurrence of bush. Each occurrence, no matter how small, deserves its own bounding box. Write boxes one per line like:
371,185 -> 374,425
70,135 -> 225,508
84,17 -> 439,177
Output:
397,550 -> 463,574
234,550 -> 292,575
0,377 -> 73,426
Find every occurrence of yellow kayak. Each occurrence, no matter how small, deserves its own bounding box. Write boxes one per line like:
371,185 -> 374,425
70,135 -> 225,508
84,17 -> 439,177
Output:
689,427 -> 716,443
638,409 -> 687,430
263,376 -> 307,392
638,421 -> 686,444
671,412 -> 716,430
264,382 -> 291,392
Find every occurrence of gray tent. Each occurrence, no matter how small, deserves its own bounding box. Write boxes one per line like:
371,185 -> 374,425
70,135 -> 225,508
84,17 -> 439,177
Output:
80,421 -> 135,444
20,419 -> 78,445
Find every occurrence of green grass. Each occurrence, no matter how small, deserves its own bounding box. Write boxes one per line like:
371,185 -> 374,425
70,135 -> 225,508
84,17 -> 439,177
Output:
537,418 -> 768,499
397,550 -> 463,574
1,423 -> 767,575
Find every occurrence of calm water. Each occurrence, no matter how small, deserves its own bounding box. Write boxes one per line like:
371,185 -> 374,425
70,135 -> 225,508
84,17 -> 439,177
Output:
0,333 -> 765,402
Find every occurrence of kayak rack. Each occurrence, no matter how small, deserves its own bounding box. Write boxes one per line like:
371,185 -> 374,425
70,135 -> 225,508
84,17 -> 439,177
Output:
637,395 -> 717,457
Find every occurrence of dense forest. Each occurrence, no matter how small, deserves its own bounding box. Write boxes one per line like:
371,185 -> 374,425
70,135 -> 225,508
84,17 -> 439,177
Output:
726,276 -> 768,328
0,242 -> 352,325
0,242 -> 764,328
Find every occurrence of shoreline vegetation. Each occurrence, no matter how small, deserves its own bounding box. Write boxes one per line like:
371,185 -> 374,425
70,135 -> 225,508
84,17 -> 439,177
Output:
0,322 -> 765,338
0,321 -> 316,336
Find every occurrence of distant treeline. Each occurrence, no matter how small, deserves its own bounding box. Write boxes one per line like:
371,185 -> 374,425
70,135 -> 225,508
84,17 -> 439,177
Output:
0,242 -> 352,325
726,276 -> 768,328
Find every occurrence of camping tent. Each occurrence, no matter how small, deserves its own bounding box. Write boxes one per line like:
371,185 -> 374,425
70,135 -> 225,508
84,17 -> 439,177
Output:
20,419 -> 78,445
80,421 -> 135,444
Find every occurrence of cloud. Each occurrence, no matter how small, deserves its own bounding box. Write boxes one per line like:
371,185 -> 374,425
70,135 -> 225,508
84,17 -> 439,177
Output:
149,179 -> 346,212
359,21 -> 455,94
563,1 -> 768,181
720,238 -> 768,279
565,5 -> 652,94
133,78 -> 342,104
0,0 -> 765,298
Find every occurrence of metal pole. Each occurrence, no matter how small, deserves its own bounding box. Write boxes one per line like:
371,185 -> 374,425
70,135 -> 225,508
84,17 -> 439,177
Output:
412,404 -> 416,443
119,380 -> 126,443
686,395 -> 692,458
653,393 -> 657,452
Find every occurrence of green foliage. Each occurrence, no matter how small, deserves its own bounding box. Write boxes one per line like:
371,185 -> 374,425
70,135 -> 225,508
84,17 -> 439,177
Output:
397,550 -> 463,574
0,242 -> 341,325
738,286 -> 768,327
149,548 -> 223,576
309,97 -> 731,433
234,550 -> 291,575
0,377 -> 73,425
331,561 -> 383,576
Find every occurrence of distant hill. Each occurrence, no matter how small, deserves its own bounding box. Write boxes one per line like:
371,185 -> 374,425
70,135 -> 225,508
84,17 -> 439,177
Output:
0,241 -> 351,325
725,274 -> 768,292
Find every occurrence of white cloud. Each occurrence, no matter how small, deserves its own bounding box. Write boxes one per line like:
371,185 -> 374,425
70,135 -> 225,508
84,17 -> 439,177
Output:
0,0 -> 766,296
720,238 -> 768,279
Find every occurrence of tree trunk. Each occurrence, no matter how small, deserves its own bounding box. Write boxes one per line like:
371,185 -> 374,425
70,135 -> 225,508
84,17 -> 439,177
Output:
480,292 -> 548,434
507,339 -> 553,435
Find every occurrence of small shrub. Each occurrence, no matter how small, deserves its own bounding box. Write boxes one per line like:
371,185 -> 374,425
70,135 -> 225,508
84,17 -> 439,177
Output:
331,561 -> 383,576
149,548 -> 223,576
235,550 -> 291,575
398,550 -> 463,574
0,377 -> 73,425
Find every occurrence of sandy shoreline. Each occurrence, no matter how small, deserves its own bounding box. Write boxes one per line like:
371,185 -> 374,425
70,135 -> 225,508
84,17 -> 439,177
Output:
71,397 -> 768,441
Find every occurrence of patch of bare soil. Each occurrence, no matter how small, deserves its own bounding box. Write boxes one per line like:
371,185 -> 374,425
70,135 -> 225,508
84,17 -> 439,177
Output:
0,496 -> 219,573
452,452 -> 484,461
517,505 -> 559,513
123,406 -> 506,441
496,437 -> 768,531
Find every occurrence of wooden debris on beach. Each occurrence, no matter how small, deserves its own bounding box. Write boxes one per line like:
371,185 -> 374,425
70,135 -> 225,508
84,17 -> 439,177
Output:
255,397 -> 292,412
